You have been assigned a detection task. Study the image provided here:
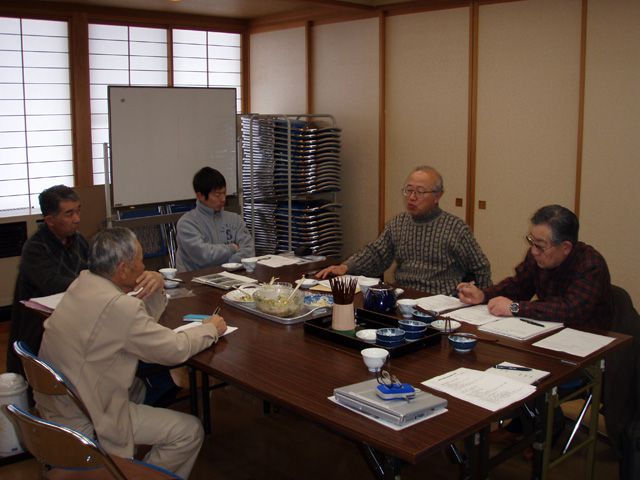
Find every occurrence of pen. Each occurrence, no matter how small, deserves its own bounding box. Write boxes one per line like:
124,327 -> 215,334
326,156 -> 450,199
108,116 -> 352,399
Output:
213,306 -> 221,316
520,318 -> 544,328
494,365 -> 532,371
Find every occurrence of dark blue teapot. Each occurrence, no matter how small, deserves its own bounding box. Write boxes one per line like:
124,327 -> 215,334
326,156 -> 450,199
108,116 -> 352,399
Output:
363,282 -> 397,314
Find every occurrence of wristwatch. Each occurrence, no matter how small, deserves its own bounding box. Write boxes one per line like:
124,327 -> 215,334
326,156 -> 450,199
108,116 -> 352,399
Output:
510,302 -> 520,316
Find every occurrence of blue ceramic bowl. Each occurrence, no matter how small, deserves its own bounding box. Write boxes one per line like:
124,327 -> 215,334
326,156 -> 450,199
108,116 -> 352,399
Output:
398,319 -> 428,332
448,333 -> 478,353
412,309 -> 437,323
404,328 -> 427,341
376,328 -> 405,346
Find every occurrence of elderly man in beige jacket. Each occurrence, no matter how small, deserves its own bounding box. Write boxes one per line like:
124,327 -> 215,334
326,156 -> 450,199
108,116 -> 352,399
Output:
35,227 -> 226,479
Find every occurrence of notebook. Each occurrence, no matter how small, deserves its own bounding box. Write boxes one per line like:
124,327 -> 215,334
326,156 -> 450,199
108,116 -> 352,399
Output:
334,379 -> 447,426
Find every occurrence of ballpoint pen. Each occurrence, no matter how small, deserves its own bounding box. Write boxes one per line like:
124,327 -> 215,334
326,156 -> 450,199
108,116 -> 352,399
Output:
493,364 -> 532,371
213,306 -> 222,316
520,318 -> 545,328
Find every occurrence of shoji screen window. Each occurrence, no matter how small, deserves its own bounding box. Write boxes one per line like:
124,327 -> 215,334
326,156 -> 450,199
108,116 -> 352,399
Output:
173,30 -> 241,111
0,17 -> 73,211
88,24 -> 167,185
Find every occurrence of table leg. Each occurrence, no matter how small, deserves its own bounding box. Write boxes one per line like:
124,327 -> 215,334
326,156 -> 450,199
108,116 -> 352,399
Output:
358,443 -> 403,480
201,371 -> 211,434
188,366 -> 198,416
464,427 -> 490,480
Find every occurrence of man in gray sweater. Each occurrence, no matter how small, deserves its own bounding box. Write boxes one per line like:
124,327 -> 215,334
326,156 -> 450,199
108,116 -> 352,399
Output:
317,166 -> 491,294
176,167 -> 254,272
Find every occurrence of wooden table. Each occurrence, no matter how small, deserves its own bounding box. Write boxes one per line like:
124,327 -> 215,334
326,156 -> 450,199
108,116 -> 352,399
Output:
162,264 -> 630,479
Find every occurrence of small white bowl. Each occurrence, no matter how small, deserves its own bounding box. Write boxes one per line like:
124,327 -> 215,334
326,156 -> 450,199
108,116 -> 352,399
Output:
430,319 -> 461,333
295,278 -> 318,288
356,329 -> 378,342
358,278 -> 380,296
222,262 -> 242,271
397,298 -> 418,318
241,257 -> 258,272
159,267 -> 177,279
361,347 -> 389,372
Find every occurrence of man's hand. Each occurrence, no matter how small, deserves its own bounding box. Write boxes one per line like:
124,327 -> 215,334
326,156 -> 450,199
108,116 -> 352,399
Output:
457,282 -> 485,305
487,296 -> 514,317
203,314 -> 227,336
134,271 -> 164,299
315,264 -> 348,279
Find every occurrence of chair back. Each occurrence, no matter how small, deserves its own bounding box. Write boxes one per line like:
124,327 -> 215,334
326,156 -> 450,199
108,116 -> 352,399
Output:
3,403 -> 127,480
12,340 -> 93,422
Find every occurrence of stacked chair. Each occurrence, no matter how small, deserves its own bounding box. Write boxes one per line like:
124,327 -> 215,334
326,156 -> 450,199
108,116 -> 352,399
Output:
240,115 -> 343,257
7,341 -> 180,479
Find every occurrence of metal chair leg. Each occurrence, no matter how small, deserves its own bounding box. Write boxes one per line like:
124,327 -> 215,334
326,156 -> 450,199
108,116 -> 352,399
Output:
562,393 -> 592,454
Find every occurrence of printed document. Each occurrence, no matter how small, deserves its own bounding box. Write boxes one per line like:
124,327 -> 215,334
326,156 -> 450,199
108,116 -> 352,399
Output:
486,362 -> 550,385
446,305 -> 503,326
23,292 -> 65,313
532,328 -> 614,357
422,367 -> 536,412
479,317 -> 563,341
416,295 -> 467,314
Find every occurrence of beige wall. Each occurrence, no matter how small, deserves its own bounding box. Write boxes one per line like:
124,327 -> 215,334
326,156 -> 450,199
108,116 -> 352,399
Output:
313,18 -> 380,256
385,7 -> 470,221
580,0 -> 640,302
474,0 -> 582,281
249,27 -> 307,113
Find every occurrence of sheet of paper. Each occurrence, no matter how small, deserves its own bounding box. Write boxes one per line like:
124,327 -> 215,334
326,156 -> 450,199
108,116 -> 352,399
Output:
217,271 -> 258,284
416,295 -> 467,314
328,396 -> 447,431
257,255 -> 301,268
478,317 -> 563,341
532,327 -> 615,357
485,362 -> 550,385
422,367 -> 536,412
173,323 -> 238,336
446,304 -> 503,326
25,292 -> 66,311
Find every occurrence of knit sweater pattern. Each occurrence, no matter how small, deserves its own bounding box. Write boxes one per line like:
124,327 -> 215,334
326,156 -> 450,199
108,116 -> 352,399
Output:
345,208 -> 491,294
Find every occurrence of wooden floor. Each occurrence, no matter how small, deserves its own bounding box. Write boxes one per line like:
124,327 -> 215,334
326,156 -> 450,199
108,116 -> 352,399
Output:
0,319 -> 621,479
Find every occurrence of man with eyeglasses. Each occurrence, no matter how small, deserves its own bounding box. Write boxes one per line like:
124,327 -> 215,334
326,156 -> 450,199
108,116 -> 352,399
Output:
317,166 -> 491,294
176,167 -> 254,272
458,204 -> 613,329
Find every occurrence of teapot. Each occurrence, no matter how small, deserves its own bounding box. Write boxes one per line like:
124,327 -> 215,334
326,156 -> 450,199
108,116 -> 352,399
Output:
363,282 -> 397,314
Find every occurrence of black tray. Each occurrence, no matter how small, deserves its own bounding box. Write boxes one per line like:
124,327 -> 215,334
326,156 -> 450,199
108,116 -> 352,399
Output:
303,308 -> 442,358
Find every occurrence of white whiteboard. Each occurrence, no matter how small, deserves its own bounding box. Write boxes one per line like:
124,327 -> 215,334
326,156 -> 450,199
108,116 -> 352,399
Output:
108,86 -> 237,207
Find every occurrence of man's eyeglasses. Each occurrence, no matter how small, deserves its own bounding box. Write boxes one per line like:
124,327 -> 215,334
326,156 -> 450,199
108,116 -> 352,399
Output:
524,234 -> 553,252
376,370 -> 402,388
401,186 -> 440,198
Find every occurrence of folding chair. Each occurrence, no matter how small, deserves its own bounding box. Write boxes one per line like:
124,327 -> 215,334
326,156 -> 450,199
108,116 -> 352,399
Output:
3,404 -> 180,479
13,340 -> 92,422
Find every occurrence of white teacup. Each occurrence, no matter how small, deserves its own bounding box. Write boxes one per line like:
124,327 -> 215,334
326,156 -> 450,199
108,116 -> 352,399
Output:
241,257 -> 258,273
358,278 -> 380,296
360,347 -> 389,372
397,298 -> 418,318
159,267 -> 177,279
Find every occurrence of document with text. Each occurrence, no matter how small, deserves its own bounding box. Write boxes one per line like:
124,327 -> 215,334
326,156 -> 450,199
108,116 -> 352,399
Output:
478,317 -> 563,341
532,328 -> 614,357
446,304 -> 503,326
416,295 -> 468,314
422,367 -> 536,412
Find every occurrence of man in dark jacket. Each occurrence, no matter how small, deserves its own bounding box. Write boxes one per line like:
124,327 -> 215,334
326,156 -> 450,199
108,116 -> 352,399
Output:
7,185 -> 88,375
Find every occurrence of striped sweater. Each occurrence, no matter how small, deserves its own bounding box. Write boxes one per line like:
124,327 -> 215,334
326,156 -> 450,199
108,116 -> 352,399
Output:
345,208 -> 491,294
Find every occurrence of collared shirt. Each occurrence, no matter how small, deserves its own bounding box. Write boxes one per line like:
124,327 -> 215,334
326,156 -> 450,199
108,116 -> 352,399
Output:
483,242 -> 613,330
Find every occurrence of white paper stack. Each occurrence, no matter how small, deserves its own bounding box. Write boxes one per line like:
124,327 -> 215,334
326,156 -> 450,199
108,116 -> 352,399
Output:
478,317 -> 563,341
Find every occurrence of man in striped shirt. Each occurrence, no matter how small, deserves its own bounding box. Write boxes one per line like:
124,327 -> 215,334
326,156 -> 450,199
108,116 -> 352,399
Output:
317,166 -> 491,294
